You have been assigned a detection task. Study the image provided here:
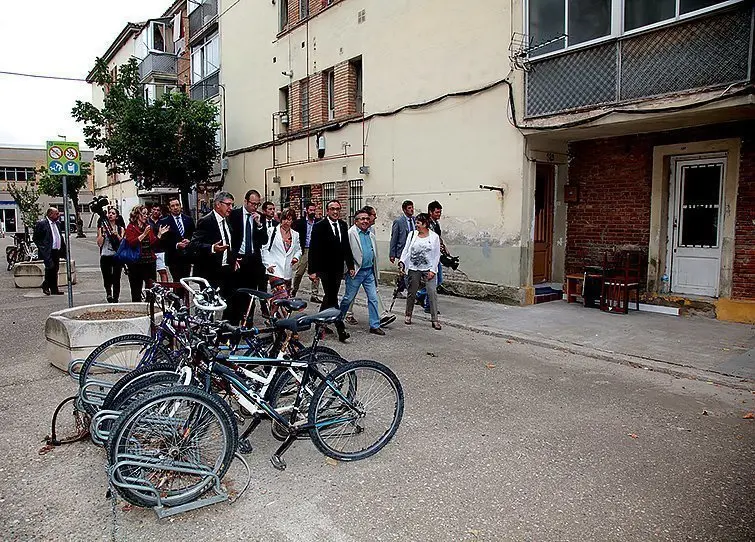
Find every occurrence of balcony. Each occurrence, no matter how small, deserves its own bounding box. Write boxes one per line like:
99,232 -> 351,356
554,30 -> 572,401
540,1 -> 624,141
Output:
189,0 -> 218,44
525,4 -> 753,117
190,71 -> 220,101
138,52 -> 178,83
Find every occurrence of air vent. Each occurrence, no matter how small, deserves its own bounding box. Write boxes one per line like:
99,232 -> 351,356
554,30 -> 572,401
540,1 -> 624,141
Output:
358,10 -> 366,24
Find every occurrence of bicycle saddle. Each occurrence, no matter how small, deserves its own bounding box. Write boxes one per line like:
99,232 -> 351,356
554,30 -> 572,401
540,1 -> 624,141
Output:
272,298 -> 307,311
297,307 -> 342,325
236,288 -> 272,300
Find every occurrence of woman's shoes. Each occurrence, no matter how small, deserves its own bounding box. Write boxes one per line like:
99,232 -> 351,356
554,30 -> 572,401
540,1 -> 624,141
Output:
404,316 -> 412,325
432,321 -> 442,330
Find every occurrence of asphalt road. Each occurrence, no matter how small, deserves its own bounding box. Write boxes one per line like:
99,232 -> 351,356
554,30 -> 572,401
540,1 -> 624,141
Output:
0,237 -> 753,541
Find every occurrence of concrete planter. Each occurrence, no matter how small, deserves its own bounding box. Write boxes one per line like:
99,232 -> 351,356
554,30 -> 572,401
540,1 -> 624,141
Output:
14,260 -> 77,288
45,303 -> 154,371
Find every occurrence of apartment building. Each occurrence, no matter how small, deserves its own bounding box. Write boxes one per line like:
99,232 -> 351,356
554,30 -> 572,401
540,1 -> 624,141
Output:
0,145 -> 95,233
221,0 -> 533,302
521,0 -> 755,321
87,0 -> 193,214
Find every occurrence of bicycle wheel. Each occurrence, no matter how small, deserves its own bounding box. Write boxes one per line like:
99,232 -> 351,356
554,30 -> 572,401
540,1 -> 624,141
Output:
78,334 -> 173,416
308,360 -> 403,461
6,246 -> 16,271
267,355 -> 344,441
290,342 -> 346,362
102,363 -> 185,412
108,386 -> 237,509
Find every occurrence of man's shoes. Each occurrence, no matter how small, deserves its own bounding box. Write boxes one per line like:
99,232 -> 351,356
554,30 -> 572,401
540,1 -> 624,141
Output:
369,327 -> 386,336
106,296 -> 114,303
379,314 -> 396,327
335,321 -> 350,343
310,295 -> 323,303
42,287 -> 50,296
345,314 -> 358,325
52,290 -> 65,295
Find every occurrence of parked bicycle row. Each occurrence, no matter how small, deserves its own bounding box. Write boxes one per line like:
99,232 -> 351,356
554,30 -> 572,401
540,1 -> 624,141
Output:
47,278 -> 404,517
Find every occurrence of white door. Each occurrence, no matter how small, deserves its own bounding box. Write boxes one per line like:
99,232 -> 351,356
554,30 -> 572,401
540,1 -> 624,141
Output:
669,157 -> 725,297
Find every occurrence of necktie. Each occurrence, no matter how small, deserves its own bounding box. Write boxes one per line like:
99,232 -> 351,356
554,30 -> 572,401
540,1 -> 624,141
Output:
409,217 -> 415,231
221,219 -> 230,266
244,213 -> 253,256
332,221 -> 340,242
176,216 -> 184,238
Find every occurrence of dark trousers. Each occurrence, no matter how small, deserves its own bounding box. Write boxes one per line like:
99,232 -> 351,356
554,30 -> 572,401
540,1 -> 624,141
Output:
168,263 -> 192,282
318,271 -> 344,311
100,255 -> 122,301
127,261 -> 156,302
228,257 -> 265,324
43,249 -> 60,293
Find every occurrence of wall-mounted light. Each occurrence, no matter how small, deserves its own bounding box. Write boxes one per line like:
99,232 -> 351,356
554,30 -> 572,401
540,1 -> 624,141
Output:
480,184 -> 505,194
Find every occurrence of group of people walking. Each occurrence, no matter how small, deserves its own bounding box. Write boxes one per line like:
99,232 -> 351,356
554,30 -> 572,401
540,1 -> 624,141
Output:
35,189 -> 452,341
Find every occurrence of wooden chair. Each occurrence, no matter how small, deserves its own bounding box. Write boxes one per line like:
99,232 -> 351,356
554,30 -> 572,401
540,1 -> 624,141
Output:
600,250 -> 643,314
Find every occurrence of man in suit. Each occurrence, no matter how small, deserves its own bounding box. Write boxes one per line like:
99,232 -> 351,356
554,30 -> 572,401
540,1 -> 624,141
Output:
189,191 -> 236,316
308,199 -> 353,338
229,189 -> 268,319
261,201 -> 279,231
33,207 -> 66,295
291,202 -> 321,302
389,200 -> 415,264
160,196 -> 195,281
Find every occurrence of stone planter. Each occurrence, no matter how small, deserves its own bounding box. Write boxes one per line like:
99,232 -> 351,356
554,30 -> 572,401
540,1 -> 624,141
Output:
14,260 -> 77,288
45,303 -> 154,371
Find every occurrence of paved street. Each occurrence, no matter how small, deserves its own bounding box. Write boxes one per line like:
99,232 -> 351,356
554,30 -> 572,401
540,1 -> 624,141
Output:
0,237 -> 753,541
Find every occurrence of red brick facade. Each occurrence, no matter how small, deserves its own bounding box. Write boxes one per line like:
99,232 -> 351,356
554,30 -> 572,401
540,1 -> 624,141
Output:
280,0 -> 344,35
279,181 -> 355,220
566,121 -> 754,299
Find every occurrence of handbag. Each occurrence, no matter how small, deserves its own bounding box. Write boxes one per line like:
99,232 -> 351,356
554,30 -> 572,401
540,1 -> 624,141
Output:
115,238 -> 140,264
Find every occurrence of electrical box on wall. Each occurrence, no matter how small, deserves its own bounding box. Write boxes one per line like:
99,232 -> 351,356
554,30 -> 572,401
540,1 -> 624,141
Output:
272,176 -> 281,184
359,166 -> 370,175
221,158 -> 229,171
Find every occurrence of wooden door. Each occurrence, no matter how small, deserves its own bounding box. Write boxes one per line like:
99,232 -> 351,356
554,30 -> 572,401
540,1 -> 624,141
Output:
533,163 -> 555,284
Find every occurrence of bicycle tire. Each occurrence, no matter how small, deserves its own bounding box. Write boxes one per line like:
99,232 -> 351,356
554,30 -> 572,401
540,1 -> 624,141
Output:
308,360 -> 403,462
78,334 -> 173,416
267,354 -> 344,441
108,386 -> 237,509
101,363 -> 184,412
6,246 -> 16,271
292,343 -> 346,362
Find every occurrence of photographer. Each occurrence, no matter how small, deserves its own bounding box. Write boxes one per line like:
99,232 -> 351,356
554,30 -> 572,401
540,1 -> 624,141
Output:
96,206 -> 124,303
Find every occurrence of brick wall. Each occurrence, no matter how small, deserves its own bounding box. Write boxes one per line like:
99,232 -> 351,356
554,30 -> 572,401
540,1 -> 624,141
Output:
280,0 -> 343,33
335,180 -> 349,220
733,133 -> 755,299
311,73 -> 326,125
290,81 -> 301,132
311,183 -> 323,214
565,121 -> 755,299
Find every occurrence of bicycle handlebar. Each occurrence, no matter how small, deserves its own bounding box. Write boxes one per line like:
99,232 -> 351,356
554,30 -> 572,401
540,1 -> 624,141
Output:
180,276 -> 227,312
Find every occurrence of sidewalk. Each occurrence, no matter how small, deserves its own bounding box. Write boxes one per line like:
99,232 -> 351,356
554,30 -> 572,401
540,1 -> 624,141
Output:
378,291 -> 755,390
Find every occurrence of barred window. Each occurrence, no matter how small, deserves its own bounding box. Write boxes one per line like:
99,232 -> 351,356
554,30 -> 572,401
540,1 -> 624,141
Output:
301,185 -> 312,217
348,179 -> 363,222
280,187 -> 291,211
322,182 -> 336,213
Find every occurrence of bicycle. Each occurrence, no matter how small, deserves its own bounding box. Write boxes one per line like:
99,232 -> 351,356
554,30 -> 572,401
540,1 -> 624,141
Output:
6,233 -> 37,270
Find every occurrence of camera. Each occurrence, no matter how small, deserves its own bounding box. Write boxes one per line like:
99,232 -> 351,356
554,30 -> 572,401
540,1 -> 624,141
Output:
90,195 -> 110,221
440,254 -> 460,270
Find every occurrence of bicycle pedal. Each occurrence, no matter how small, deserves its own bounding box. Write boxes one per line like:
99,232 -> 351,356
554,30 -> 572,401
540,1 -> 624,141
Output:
237,438 -> 253,455
270,454 -> 286,471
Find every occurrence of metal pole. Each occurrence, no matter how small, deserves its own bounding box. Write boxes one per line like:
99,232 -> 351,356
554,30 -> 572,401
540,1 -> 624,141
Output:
61,175 -> 73,308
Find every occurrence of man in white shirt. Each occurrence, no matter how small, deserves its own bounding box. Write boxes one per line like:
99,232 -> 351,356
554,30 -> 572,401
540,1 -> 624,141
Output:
33,207 -> 66,295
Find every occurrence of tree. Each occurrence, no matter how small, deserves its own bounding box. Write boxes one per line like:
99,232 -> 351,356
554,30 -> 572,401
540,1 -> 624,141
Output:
7,182 -> 42,239
38,162 -> 92,238
72,58 -> 221,211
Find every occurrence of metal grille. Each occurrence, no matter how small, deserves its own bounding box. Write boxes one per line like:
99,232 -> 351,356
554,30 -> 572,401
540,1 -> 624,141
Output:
526,42 -> 617,116
138,52 -> 177,82
348,180 -> 363,221
300,185 -> 312,217
189,0 -> 218,43
322,182 -> 336,213
190,71 -> 220,101
620,7 -> 751,100
525,5 -> 753,117
280,187 -> 291,211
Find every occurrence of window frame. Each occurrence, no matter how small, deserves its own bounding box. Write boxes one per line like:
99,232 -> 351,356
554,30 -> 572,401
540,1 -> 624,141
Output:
279,0 -> 289,31
190,32 -> 220,84
525,0 -> 745,60
299,0 -> 309,20
322,182 -> 336,213
326,69 -> 335,121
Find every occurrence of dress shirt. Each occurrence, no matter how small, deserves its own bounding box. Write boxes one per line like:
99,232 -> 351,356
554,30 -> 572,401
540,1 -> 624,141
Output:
329,219 -> 340,242
305,218 -> 315,248
239,209 -> 255,256
359,229 -> 374,269
213,210 -> 230,266
48,218 -> 61,250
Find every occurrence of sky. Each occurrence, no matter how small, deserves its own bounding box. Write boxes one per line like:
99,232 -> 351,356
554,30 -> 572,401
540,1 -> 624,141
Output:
0,0 -> 174,148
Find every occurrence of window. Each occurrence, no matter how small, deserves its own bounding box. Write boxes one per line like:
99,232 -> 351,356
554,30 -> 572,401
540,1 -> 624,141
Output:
351,57 -> 363,114
187,0 -> 198,15
325,69 -> 335,120
527,0 -> 741,56
348,180 -> 363,221
191,32 -> 219,84
300,79 -> 310,127
280,187 -> 291,211
279,0 -> 289,30
279,86 -> 290,131
301,185 -> 312,217
322,182 -> 336,212
151,21 -> 166,52
0,167 -> 35,183
299,0 -> 309,20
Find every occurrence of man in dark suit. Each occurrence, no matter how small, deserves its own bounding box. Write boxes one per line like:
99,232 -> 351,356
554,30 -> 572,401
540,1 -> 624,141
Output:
261,201 -> 279,230
189,191 -> 236,316
291,202 -> 321,302
32,207 -> 66,295
389,200 -> 415,264
308,199 -> 353,340
228,189 -> 268,320
160,196 -> 195,281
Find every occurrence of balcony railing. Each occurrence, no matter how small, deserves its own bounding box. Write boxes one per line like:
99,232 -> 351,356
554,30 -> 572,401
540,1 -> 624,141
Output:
189,0 -> 218,43
525,4 -> 753,117
190,71 -> 220,101
138,52 -> 178,83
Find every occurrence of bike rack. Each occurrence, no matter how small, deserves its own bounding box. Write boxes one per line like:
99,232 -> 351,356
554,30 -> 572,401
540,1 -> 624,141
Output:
89,409 -> 120,446
110,451 -> 251,518
68,358 -> 85,379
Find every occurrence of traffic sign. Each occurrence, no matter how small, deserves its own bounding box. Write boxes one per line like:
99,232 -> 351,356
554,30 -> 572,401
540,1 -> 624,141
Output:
46,140 -> 80,176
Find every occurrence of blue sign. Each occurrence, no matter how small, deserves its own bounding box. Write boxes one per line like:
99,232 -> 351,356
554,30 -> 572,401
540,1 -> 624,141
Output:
64,161 -> 80,175
49,160 -> 64,174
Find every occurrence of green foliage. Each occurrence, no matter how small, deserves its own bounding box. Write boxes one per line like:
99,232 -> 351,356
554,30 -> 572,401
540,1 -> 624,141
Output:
7,182 -> 42,233
72,58 -> 220,203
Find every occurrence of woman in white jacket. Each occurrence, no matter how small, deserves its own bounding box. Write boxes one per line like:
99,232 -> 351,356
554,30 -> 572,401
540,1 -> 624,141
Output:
261,208 -> 302,298
399,212 -> 441,329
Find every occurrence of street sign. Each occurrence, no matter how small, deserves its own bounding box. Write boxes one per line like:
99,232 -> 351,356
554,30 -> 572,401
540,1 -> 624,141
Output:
46,140 -> 80,177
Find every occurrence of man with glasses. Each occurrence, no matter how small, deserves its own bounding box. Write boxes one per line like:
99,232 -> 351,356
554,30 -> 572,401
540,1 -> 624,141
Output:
308,199 -> 353,339
190,191 -> 237,317
229,189 -> 269,317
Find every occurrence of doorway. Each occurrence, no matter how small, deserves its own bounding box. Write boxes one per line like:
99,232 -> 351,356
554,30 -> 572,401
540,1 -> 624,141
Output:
668,155 -> 725,297
533,163 -> 555,284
